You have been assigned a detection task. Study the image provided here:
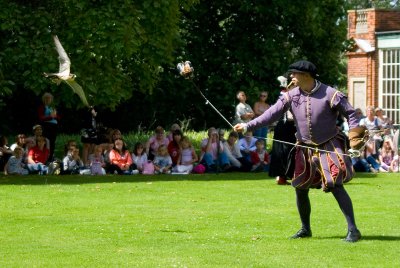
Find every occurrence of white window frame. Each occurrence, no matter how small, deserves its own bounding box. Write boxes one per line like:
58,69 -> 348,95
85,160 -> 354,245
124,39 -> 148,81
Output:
378,35 -> 400,127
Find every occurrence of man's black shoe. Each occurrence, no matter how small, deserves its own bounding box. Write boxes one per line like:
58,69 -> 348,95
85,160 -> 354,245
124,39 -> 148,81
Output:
290,228 -> 312,239
343,229 -> 361,242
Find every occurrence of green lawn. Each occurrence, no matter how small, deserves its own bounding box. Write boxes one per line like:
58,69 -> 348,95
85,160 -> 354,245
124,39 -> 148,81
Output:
0,172 -> 399,267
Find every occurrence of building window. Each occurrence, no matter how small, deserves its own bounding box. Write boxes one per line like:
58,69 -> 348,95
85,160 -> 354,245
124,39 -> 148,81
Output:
380,49 -> 400,126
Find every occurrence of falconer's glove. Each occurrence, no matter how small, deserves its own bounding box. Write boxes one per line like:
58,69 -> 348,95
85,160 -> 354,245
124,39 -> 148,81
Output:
233,123 -> 247,133
348,126 -> 369,150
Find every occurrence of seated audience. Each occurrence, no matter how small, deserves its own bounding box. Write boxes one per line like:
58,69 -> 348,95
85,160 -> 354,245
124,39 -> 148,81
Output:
27,136 -> 49,175
23,138 -> 36,163
62,146 -> 85,174
199,127 -> 230,172
168,129 -> 183,167
88,145 -> 106,175
222,131 -> 251,171
132,142 -> 148,174
146,126 -> 169,161
375,107 -> 393,138
238,130 -> 257,161
111,129 -> 123,143
10,134 -> 27,151
4,146 -> 29,175
378,137 -> 394,172
363,140 -> 382,172
359,106 -> 383,150
173,136 -> 198,174
167,123 -> 181,142
29,124 -> 50,151
154,144 -> 173,174
250,139 -> 270,172
63,140 -> 78,155
354,108 -> 365,121
352,155 -> 376,173
108,138 -> 136,175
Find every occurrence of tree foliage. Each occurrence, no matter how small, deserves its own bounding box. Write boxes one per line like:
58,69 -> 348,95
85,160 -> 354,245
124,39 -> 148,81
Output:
0,0 -> 196,110
2,0 -> 390,134
173,0 -> 348,127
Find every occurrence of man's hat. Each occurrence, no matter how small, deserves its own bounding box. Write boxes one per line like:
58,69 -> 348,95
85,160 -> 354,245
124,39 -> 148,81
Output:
32,124 -> 42,131
288,60 -> 318,78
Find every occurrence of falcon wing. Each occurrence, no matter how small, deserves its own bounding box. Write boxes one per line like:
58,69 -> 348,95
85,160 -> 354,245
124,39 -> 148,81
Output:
63,79 -> 90,107
53,35 -> 71,77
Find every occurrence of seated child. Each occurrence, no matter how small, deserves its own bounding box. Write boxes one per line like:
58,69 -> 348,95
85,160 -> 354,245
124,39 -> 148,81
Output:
173,136 -> 198,174
108,138 -> 136,175
5,146 -> 29,175
250,139 -> 270,172
378,138 -> 394,172
62,146 -> 85,174
153,144 -> 172,174
88,145 -> 106,175
238,130 -> 257,161
132,142 -> 148,174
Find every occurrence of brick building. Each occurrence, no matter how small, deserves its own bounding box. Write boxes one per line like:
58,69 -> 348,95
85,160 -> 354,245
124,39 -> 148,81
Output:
347,8 -> 400,125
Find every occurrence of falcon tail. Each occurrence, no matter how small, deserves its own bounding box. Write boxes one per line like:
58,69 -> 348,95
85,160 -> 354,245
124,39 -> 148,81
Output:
64,79 -> 90,107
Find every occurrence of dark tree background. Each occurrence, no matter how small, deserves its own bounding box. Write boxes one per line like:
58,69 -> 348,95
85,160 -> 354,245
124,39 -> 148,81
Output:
1,0 -> 398,135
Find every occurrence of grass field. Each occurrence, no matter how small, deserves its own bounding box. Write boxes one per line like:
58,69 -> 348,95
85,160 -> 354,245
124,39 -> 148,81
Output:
0,172 -> 399,267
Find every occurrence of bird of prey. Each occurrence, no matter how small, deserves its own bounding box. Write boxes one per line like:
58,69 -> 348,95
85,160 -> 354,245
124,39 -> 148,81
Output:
44,35 -> 89,107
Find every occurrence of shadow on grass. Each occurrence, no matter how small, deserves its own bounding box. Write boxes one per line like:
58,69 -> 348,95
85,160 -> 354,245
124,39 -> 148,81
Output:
319,235 -> 400,241
361,235 -> 400,241
353,172 -> 380,179
0,172 -> 273,185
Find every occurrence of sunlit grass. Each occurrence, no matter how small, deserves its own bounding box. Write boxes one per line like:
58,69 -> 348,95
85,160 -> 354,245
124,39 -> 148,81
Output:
0,172 -> 399,267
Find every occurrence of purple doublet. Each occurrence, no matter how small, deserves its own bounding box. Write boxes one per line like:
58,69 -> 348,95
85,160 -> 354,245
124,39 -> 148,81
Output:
246,82 -> 360,190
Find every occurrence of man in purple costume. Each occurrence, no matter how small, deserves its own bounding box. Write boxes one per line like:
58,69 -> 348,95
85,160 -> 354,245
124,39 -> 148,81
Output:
234,60 -> 367,242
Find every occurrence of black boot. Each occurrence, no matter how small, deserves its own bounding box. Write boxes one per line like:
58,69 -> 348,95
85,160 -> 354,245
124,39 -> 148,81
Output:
343,229 -> 361,242
290,228 -> 312,239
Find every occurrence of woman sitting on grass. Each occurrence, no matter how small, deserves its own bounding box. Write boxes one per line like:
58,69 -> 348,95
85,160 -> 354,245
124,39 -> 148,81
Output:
146,126 -> 169,161
27,136 -> 49,175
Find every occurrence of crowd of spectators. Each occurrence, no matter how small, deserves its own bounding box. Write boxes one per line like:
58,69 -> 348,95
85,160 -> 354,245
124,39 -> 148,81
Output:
0,121 -> 272,176
350,106 -> 399,173
1,92 -> 398,176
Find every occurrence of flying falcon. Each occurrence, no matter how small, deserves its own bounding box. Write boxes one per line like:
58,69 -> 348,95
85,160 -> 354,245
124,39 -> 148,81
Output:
44,35 -> 89,107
